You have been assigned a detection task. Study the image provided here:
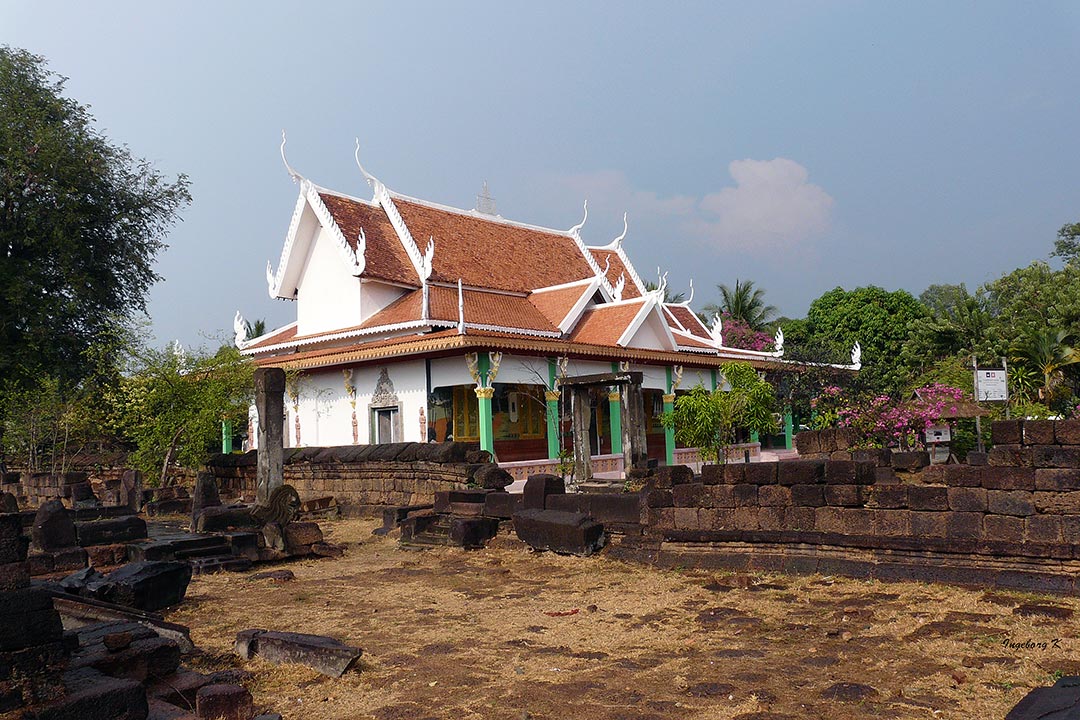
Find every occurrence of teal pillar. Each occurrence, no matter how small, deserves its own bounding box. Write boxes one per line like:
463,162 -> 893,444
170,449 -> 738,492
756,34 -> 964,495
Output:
545,358 -> 560,460
609,362 -> 623,455
710,368 -> 718,391
221,421 -> 233,454
476,353 -> 494,454
750,431 -> 760,444
664,366 -> 675,466
783,408 -> 794,450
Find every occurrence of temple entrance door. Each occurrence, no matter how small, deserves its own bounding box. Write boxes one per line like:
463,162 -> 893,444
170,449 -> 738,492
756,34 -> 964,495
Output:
375,407 -> 397,443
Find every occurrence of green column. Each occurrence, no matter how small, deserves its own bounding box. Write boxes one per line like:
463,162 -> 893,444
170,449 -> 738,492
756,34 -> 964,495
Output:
664,366 -> 675,465
608,362 -> 622,455
783,408 -> 794,450
221,421 -> 233,454
750,431 -> 760,444
545,358 -> 560,460
710,368 -> 718,391
476,353 -> 494,454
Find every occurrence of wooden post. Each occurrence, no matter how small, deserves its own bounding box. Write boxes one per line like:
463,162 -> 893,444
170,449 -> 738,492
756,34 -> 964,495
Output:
571,386 -> 592,486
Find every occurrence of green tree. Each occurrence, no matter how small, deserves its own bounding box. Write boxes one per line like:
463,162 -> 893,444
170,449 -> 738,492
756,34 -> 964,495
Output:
700,279 -> 777,331
122,343 -> 254,485
1010,328 -> 1080,405
802,286 -> 927,396
668,362 -> 776,463
1052,221 -> 1080,265
899,284 -> 991,379
0,47 -> 190,391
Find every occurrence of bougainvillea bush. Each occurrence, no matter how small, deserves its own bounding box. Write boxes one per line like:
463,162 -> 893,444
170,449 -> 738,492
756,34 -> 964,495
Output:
717,313 -> 775,352
813,383 -> 969,450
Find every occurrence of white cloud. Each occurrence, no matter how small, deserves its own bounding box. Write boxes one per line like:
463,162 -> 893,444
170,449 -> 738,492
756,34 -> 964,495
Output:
550,158 -> 833,256
692,158 -> 833,252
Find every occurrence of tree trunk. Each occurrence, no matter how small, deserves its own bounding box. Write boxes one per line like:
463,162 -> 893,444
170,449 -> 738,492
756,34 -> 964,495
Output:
160,425 -> 185,487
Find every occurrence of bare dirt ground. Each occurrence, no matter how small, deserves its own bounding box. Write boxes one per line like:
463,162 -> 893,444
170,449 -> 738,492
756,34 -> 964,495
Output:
168,519 -> 1080,720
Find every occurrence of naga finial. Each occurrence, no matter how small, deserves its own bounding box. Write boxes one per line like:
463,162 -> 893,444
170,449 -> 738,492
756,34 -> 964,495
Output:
233,311 -> 248,349
851,341 -> 862,369
710,314 -> 724,346
774,327 -> 784,355
420,236 -> 435,281
266,260 -> 276,298
568,199 -> 588,236
613,272 -> 626,302
686,279 -> 694,305
354,137 -> 377,188
279,130 -> 301,184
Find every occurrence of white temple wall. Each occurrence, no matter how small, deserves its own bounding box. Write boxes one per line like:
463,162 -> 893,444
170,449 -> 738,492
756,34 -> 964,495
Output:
360,281 -> 409,324
296,225 -> 363,336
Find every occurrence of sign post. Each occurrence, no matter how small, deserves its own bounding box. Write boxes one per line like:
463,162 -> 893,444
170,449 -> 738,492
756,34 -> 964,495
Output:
973,358 -> 1008,454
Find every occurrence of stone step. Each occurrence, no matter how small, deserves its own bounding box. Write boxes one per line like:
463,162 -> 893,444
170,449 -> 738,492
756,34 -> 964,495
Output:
127,534 -> 232,562
171,543 -> 232,560
400,532 -> 452,548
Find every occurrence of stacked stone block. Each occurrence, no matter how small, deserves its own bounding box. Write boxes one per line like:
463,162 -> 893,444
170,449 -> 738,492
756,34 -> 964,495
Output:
639,423 -> 1080,574
0,513 -> 67,712
209,443 -> 479,514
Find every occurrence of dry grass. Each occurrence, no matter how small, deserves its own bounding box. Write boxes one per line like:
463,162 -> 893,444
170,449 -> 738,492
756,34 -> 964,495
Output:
167,519 -> 1080,720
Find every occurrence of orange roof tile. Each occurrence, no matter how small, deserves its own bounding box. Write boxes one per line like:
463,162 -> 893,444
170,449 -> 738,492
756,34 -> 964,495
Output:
357,286 -> 559,334
528,282 -> 594,328
589,249 -> 641,299
667,305 -> 711,338
392,197 -> 595,292
318,193 -> 417,285
243,324 -> 298,350
568,301 -> 645,347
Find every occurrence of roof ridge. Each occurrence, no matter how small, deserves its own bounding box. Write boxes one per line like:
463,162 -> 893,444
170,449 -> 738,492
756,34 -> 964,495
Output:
387,190 -> 577,238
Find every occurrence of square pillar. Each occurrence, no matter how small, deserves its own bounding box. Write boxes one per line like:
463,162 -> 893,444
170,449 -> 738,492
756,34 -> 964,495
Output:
221,421 -> 233,454
784,408 -> 794,450
664,366 -> 675,466
475,387 -> 494,454
254,367 -> 285,506
546,358 -> 561,460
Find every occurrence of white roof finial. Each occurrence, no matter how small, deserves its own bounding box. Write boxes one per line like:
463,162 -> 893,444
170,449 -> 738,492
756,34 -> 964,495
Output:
279,130 -> 301,184
457,279 -> 466,335
613,272 -> 626,301
354,137 -> 378,188
568,199 -> 588,237
265,260 -> 276,298
686,279 -> 694,305
710,314 -> 724,346
233,311 -> 249,349
851,341 -> 862,369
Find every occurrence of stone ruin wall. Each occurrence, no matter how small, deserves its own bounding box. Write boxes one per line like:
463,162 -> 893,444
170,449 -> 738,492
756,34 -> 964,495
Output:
207,442 -> 480,515
621,419 -> 1080,595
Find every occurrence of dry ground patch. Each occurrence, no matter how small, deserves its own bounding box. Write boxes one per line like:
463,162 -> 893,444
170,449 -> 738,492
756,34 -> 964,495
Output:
168,519 -> 1080,720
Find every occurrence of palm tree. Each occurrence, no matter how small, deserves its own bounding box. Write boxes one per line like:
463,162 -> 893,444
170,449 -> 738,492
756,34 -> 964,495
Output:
1011,328 -> 1080,402
643,281 -> 686,304
244,318 -> 267,340
700,279 -> 777,330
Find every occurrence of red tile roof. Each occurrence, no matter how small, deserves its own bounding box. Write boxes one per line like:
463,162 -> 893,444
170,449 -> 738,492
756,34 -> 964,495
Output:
318,192 -> 417,285
242,324 -> 298,350
666,305 -> 712,339
528,282 -> 594,329
568,301 -> 645,347
589,248 -> 641,299
356,286 -> 558,334
392,197 -> 595,292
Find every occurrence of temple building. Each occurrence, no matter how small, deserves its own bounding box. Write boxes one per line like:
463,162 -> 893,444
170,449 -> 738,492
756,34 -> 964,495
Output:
237,140 -> 815,475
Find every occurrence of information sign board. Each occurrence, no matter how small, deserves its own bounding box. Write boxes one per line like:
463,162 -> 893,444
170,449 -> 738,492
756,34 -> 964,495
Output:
975,369 -> 1008,402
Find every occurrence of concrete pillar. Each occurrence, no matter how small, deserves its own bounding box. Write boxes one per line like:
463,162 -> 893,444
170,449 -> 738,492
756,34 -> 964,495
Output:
221,421 -> 233,454
608,362 -> 622,456
476,353 -> 494,454
255,367 -> 285,505
546,358 -> 560,460
664,366 -> 675,466
784,408 -> 794,450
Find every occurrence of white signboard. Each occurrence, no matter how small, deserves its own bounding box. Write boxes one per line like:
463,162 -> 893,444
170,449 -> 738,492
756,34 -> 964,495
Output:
976,369 -> 1008,402
926,424 -> 951,443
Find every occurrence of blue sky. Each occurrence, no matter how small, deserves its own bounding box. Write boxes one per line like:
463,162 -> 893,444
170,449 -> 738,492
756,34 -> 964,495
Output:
4,1 -> 1079,349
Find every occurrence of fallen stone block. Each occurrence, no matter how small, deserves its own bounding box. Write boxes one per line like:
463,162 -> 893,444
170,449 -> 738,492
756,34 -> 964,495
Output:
522,474 -> 564,510
235,628 -> 362,677
196,683 -> 252,720
75,515 -> 147,547
283,521 -> 323,551
473,463 -> 514,490
27,546 -> 87,575
1006,675 -> 1080,719
33,667 -> 147,720
87,561 -> 192,612
448,516 -> 499,548
512,509 -> 606,556
192,505 -> 260,533
143,498 -> 193,517
0,588 -> 64,651
483,492 -> 523,518
31,499 -> 78,551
